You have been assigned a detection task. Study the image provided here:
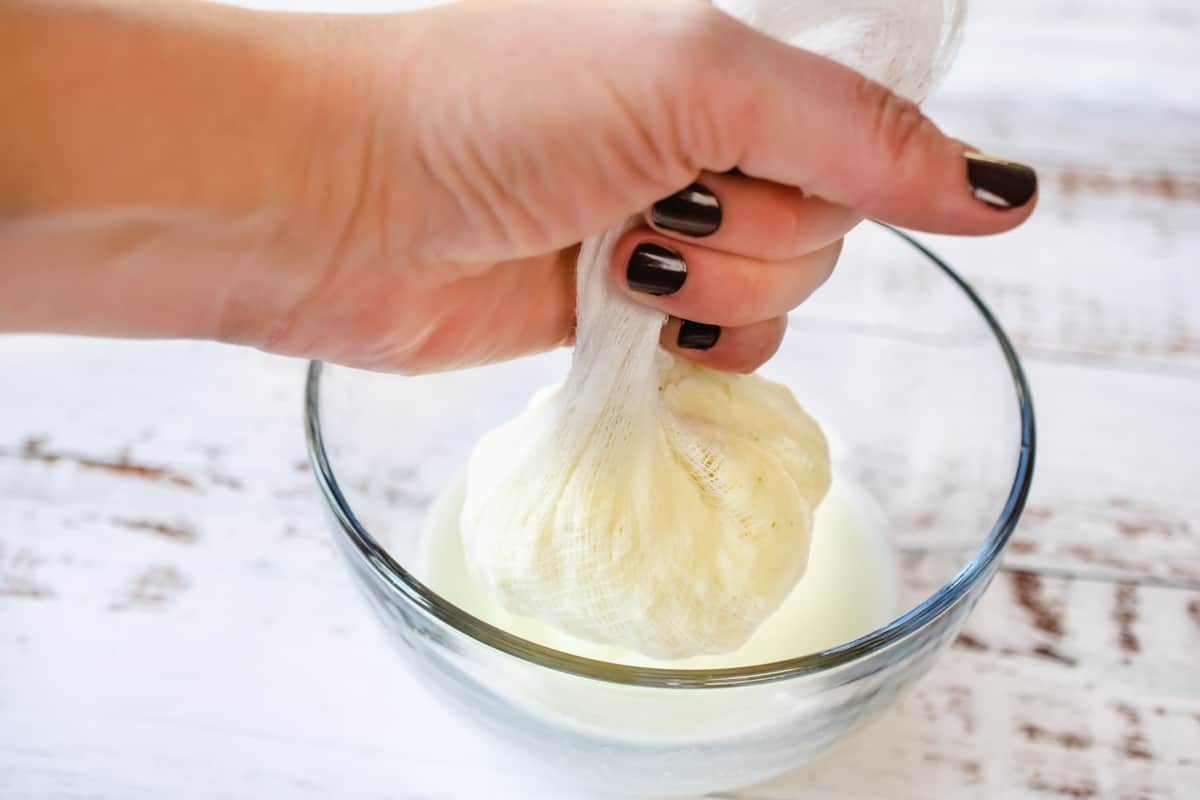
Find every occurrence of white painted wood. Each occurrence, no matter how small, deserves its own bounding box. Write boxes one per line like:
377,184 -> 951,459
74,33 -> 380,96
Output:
2,341 -> 1195,798
738,571 -> 1200,800
3,0 -> 1199,798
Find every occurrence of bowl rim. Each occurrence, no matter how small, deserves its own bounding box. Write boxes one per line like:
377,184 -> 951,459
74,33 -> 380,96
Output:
304,223 -> 1036,689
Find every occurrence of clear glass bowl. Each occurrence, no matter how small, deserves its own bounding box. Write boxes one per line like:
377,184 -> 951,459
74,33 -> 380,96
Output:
304,222 -> 1035,798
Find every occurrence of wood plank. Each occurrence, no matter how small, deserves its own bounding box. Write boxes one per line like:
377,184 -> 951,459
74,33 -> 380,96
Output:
732,568 -> 1200,800
926,0 -> 1200,374
968,358 -> 1198,587
4,515 -> 1195,799
1,334 -> 1195,597
915,169 -> 1200,376
935,0 -> 1200,138
2,2 -> 1198,797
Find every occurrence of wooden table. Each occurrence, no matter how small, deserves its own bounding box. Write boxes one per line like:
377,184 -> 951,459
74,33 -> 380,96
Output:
2,1 -> 1197,797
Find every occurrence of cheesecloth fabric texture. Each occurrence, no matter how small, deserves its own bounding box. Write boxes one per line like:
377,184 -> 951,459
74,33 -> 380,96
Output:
460,0 -> 966,660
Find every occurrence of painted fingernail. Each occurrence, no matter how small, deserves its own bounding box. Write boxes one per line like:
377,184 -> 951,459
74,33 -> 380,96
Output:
651,183 -> 722,237
677,320 -> 721,350
966,152 -> 1038,209
627,243 -> 686,296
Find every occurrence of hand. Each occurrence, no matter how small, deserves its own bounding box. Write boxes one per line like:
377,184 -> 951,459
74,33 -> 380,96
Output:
0,0 -> 1037,374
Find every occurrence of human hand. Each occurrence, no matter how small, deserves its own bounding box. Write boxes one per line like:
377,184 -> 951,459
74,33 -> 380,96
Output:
0,0 -> 1037,373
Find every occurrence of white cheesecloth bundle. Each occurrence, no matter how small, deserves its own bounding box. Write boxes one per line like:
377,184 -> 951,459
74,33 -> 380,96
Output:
460,0 -> 966,660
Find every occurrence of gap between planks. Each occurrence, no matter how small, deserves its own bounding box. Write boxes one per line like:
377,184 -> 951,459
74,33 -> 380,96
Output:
893,550 -> 1200,593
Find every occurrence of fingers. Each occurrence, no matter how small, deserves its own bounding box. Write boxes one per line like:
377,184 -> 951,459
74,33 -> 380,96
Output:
625,170 -> 851,370
612,229 -> 841,327
618,171 -> 847,370
661,315 -> 787,374
643,171 -> 861,260
669,10 -> 1038,235
750,59 -> 1037,233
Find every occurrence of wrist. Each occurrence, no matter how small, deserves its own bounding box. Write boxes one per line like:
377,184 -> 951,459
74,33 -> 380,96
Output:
0,1 -> 332,339
211,9 -> 436,353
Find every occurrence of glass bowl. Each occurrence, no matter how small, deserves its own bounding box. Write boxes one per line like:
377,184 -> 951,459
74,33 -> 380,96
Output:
304,222 -> 1035,798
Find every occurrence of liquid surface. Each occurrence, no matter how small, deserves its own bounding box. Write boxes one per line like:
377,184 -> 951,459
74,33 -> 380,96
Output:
420,473 -> 898,668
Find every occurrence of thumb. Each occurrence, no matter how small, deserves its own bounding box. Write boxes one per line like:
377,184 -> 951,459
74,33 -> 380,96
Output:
675,13 -> 1037,235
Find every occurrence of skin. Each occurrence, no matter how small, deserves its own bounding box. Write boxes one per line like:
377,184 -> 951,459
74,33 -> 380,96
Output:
0,0 -> 1036,375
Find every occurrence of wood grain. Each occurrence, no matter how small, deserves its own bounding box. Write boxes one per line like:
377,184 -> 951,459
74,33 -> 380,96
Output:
2,0 -> 1199,797
736,569 -> 1200,800
922,0 -> 1200,376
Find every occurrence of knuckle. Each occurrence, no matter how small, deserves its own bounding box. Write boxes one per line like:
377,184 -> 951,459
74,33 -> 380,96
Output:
778,188 -> 815,259
651,7 -> 754,171
658,3 -> 736,73
798,238 -> 840,287
817,238 -> 844,284
756,316 -> 788,364
827,236 -> 845,264
735,317 -> 787,373
857,75 -> 929,174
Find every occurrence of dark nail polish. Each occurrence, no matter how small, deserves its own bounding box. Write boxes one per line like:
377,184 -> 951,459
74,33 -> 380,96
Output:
966,152 -> 1038,209
651,183 -> 722,237
627,243 -> 686,296
677,320 -> 721,350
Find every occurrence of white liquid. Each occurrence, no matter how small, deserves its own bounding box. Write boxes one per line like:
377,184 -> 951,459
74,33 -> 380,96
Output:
420,473 -> 898,668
